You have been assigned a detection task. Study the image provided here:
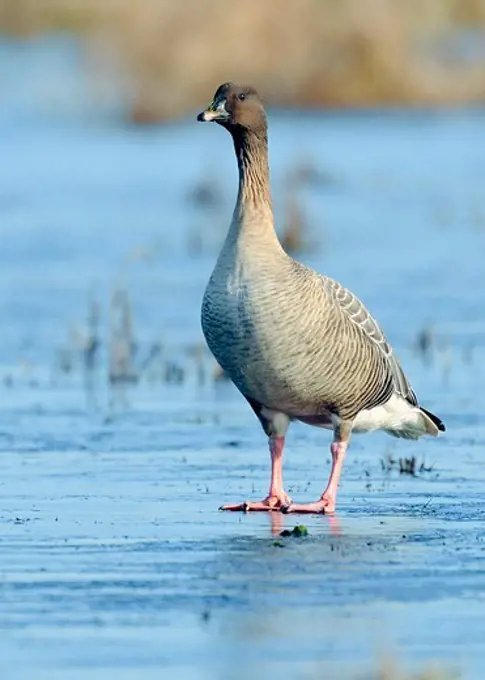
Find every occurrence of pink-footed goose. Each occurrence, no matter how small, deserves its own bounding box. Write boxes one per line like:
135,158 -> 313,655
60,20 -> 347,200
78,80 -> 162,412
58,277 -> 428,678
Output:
197,83 -> 445,514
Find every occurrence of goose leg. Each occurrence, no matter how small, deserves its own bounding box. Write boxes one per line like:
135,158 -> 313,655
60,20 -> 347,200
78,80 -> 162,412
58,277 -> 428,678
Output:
283,424 -> 350,515
220,435 -> 292,512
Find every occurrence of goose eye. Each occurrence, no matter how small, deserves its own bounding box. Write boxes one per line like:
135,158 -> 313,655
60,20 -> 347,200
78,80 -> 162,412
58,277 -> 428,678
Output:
238,93 -> 246,101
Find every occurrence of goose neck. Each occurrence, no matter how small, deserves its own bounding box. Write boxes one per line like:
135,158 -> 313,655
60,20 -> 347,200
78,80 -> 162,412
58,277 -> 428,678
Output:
233,127 -> 271,210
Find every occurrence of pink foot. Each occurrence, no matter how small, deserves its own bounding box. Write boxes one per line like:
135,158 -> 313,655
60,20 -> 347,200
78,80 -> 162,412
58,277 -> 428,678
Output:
282,494 -> 335,515
220,491 -> 292,512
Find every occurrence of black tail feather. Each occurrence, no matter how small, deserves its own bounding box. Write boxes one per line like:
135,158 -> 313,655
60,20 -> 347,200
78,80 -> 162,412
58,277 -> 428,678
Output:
420,407 -> 446,432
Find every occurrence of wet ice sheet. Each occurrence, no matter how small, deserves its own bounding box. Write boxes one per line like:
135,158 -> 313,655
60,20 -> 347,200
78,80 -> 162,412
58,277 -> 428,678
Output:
1,385 -> 485,680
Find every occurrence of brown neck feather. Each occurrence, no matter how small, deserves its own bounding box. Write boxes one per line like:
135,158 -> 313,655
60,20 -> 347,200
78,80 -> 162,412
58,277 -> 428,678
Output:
230,125 -> 271,208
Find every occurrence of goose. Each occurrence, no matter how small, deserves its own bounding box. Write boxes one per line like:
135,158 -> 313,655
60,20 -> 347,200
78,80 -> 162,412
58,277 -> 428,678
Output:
197,83 -> 445,514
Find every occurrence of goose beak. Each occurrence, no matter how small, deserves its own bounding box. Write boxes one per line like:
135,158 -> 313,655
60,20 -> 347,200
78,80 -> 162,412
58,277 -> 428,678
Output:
197,99 -> 229,122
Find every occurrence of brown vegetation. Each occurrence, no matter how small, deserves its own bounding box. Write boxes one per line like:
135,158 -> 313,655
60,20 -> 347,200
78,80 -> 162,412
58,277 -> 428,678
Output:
1,0 -> 484,119
358,660 -> 458,680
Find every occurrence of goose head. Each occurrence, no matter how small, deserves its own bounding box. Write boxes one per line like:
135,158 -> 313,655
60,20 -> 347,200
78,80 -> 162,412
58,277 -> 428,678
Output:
197,82 -> 266,133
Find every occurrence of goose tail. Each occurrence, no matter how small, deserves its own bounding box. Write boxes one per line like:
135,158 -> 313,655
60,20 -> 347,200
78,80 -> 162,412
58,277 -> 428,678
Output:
419,407 -> 446,437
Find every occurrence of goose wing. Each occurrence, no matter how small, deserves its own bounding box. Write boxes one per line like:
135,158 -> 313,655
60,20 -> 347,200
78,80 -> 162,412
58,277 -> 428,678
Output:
327,278 -> 418,407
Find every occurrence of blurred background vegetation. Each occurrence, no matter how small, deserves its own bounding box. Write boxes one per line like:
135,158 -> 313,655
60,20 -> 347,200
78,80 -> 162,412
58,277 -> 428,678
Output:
1,0 -> 485,122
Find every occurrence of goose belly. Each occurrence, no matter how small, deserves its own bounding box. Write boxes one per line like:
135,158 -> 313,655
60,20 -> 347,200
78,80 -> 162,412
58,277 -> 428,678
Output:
201,283 -> 328,413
